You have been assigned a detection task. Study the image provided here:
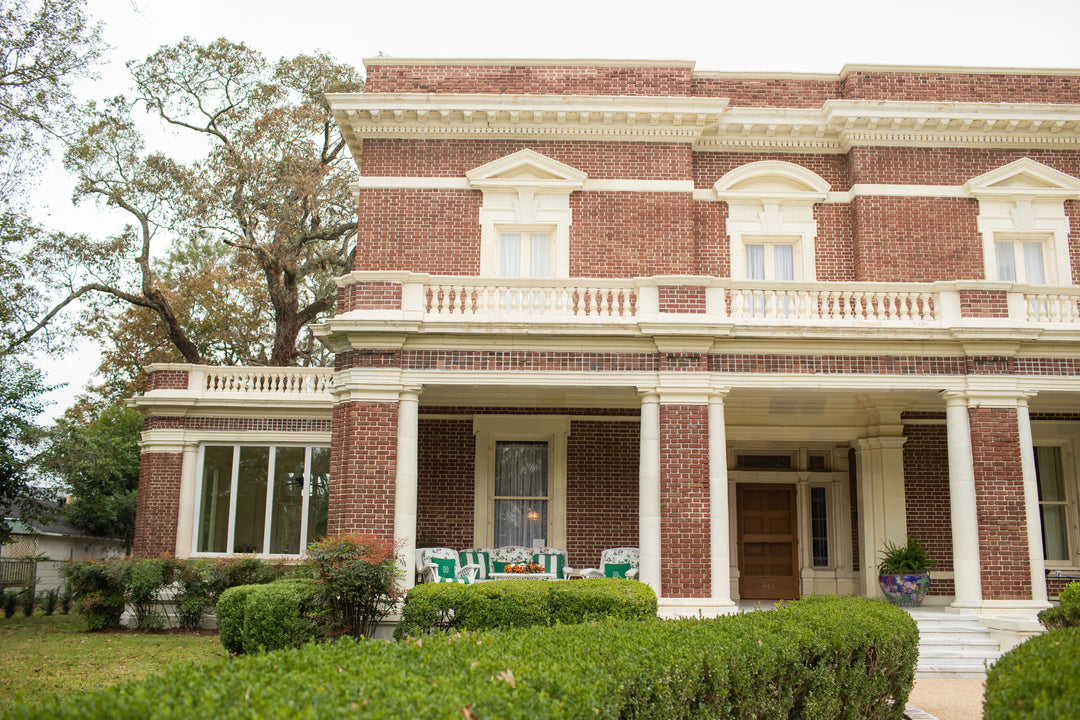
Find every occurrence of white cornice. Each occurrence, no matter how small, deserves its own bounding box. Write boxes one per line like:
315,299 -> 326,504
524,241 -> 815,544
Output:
330,93 -> 1080,158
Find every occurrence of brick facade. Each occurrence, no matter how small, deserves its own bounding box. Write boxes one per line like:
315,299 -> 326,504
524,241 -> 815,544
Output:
328,401 -> 399,541
969,407 -> 1033,601
903,424 -> 954,593
659,405 -> 710,598
132,453 -> 184,558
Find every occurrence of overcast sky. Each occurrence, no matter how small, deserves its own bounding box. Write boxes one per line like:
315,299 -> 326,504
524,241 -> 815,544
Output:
35,0 -> 1080,419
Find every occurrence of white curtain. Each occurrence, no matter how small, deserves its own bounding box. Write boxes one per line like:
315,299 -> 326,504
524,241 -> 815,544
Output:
499,233 -> 523,278
494,441 -> 549,547
1023,242 -> 1046,284
530,233 -> 552,278
774,244 -> 795,281
746,244 -> 765,280
1036,446 -> 1069,561
995,240 -> 1017,282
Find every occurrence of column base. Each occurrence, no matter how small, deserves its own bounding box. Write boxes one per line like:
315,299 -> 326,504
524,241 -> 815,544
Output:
657,597 -> 739,618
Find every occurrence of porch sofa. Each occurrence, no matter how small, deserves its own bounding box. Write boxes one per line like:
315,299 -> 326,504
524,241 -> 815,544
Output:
415,546 -> 574,583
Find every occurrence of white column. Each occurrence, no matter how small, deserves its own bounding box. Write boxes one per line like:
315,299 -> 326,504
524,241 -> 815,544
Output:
394,387 -> 421,589
1017,400 -> 1049,605
708,391 -> 733,605
174,441 -> 200,557
944,392 -> 983,609
638,390 -> 662,594
853,436 -> 909,599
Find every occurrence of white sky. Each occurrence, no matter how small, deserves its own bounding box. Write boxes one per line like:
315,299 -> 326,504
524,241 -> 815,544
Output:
34,0 -> 1080,419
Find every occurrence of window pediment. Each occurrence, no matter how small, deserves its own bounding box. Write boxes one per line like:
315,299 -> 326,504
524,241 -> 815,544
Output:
466,149 -> 588,192
714,160 -> 830,203
964,157 -> 1080,200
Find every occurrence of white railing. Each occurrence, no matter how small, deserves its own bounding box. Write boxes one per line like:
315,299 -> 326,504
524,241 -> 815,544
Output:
198,367 -> 334,395
423,279 -> 638,318
728,286 -> 937,322
1023,290 -> 1080,323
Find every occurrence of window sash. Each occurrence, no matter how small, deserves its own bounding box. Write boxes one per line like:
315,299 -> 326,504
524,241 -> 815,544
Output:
995,239 -> 1048,284
498,232 -> 553,278
1035,446 -> 1071,562
194,444 -> 329,557
493,441 -> 550,547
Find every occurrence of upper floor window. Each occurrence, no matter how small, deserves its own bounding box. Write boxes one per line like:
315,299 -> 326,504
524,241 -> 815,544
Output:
467,149 -> 586,278
714,161 -> 830,283
965,158 -> 1080,286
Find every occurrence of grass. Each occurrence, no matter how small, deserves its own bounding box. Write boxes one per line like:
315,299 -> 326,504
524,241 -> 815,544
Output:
0,611 -> 224,711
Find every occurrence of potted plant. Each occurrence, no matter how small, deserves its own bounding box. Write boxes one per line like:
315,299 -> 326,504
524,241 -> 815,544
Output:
877,536 -> 933,607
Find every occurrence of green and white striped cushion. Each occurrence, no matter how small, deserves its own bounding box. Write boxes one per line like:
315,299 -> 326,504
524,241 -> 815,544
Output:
534,552 -> 564,578
459,550 -> 490,580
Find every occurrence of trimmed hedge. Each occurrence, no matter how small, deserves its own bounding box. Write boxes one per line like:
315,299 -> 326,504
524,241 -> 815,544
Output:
217,580 -> 324,654
1037,580 -> 1080,630
984,626 -> 1080,719
8,595 -> 916,720
394,577 -> 657,638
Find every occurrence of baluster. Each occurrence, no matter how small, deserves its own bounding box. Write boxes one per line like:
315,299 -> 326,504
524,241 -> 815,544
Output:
601,289 -> 611,316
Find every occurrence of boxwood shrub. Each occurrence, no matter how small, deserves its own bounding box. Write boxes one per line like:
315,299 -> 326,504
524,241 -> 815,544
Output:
395,578 -> 657,638
8,595 -> 915,720
984,626 -> 1080,719
217,580 -> 324,654
1037,580 -> 1080,630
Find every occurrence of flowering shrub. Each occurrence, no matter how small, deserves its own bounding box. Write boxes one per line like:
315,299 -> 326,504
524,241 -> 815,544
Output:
303,534 -> 401,639
505,562 -> 546,574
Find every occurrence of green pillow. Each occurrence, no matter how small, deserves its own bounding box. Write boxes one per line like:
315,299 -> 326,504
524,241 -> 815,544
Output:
490,561 -> 508,573
431,557 -> 457,580
605,563 -> 632,579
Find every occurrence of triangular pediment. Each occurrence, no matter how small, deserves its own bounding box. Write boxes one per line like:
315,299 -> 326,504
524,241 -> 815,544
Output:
964,158 -> 1080,198
714,161 -> 830,202
466,149 -> 587,190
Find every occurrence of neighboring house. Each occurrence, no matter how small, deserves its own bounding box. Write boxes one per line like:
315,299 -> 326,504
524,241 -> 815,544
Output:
131,59 -> 1080,642
2,500 -> 118,591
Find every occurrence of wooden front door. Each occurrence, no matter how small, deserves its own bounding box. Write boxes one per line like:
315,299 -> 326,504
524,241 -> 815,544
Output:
737,484 -> 799,600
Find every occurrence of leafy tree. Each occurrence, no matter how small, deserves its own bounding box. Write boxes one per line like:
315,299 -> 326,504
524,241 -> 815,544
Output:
0,357 -> 53,545
38,403 -> 142,552
15,38 -> 363,379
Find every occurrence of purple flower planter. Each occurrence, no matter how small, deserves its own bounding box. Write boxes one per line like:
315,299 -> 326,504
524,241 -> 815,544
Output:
878,573 -> 930,607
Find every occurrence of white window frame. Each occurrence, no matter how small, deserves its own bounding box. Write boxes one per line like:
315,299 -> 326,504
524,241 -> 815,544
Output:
965,158 -> 1080,287
714,161 -> 830,283
467,149 -> 586,279
496,227 -> 556,278
993,235 -> 1050,284
191,442 -> 330,558
1032,423 -> 1080,569
473,416 -> 569,549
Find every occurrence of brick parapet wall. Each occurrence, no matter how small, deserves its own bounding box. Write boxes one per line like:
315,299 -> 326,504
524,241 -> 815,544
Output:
658,285 -> 706,314
145,369 -> 189,392
659,404 -> 710,597
338,281 -> 402,312
958,290 -> 1010,318
691,77 -> 841,107
328,401 -> 398,541
841,70 -> 1080,105
132,452 -> 184,558
366,64 -> 694,96
969,406 -> 1032,601
903,424 -> 955,587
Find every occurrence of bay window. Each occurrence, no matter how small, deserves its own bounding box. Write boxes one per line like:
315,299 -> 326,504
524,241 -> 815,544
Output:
195,444 -> 329,556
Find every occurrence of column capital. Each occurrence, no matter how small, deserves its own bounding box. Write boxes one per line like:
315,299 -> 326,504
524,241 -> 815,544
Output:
638,388 -> 660,404
941,389 -> 1035,408
708,387 -> 731,405
852,436 -> 908,452
398,385 -> 423,402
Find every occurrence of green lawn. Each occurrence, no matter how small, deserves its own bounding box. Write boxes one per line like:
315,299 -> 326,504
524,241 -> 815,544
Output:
0,612 -> 224,711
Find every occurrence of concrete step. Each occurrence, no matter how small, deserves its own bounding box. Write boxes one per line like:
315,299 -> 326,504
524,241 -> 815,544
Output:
908,609 -> 1002,679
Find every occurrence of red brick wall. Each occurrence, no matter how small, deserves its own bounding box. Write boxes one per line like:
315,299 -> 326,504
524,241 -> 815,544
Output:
847,147 -> 1080,185
691,77 -> 841,107
338,281 -> 402,313
841,71 -> 1080,104
903,424 -> 954,593
693,201 -> 729,277
567,420 -> 639,569
570,192 -> 696,277
362,139 -> 692,180
328,401 -> 398,541
365,63 -> 694,96
145,369 -> 189,392
132,452 -> 184,558
815,204 -> 856,282
659,404 -> 710,597
969,407 -> 1032,601
959,290 -> 1009,318
355,189 -> 481,274
850,197 -> 982,281
658,285 -> 706,314
416,418 -> 474,550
